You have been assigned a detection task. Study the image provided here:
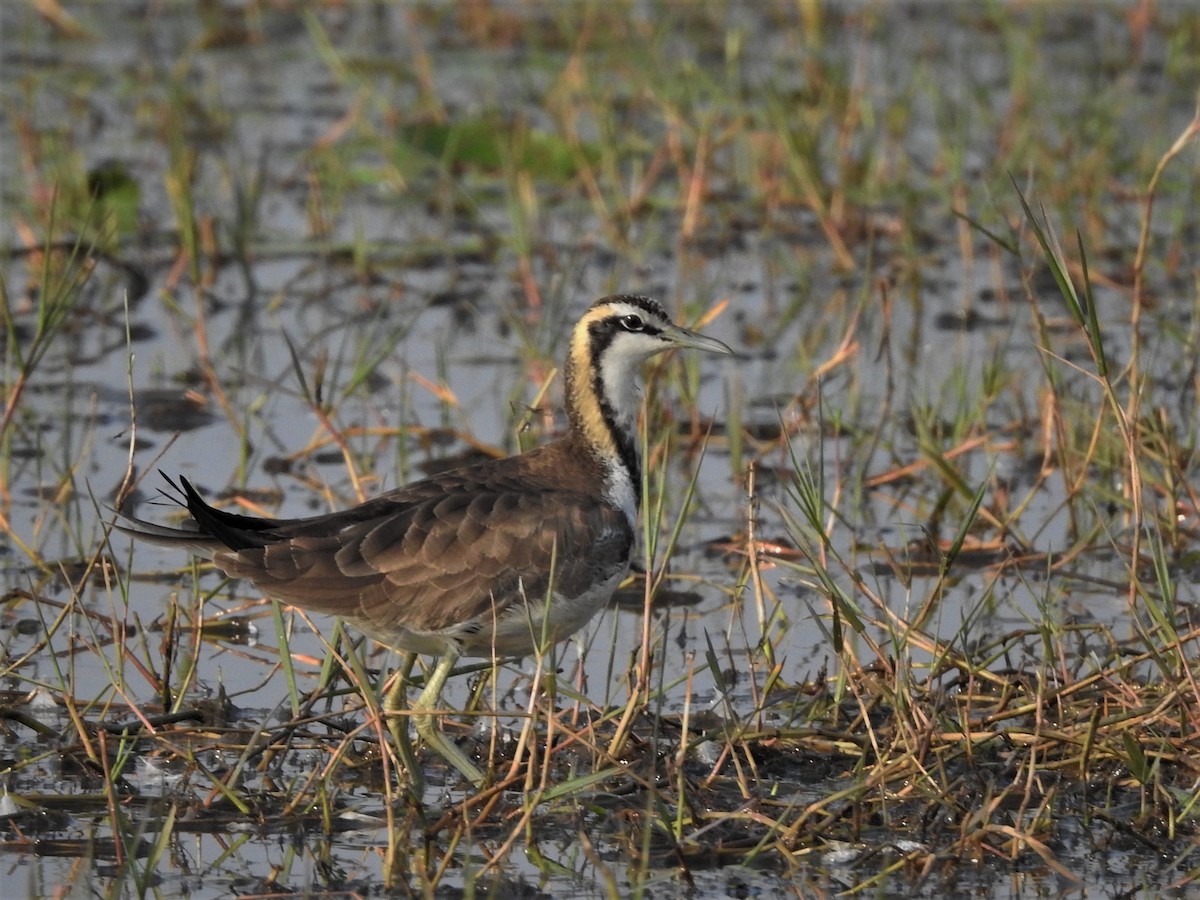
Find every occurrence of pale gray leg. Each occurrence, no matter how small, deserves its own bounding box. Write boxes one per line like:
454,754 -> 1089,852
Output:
404,649 -> 484,785
384,652 -> 421,787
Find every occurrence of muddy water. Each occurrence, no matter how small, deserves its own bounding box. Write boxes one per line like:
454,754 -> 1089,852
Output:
2,3 -> 1198,897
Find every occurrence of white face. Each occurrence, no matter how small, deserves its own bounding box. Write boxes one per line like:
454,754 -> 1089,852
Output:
596,302 -> 674,425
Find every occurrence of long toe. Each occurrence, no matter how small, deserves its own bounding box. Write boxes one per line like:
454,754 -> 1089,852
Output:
414,712 -> 484,785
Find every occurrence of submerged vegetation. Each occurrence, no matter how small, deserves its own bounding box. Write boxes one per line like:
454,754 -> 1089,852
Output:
2,2 -> 1200,896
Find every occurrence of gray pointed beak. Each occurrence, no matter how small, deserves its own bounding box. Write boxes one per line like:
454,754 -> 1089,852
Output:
662,323 -> 734,356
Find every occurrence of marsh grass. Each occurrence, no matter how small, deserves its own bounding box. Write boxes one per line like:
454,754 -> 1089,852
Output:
3,3 -> 1200,897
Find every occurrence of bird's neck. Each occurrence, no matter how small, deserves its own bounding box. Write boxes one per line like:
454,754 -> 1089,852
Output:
563,331 -> 642,522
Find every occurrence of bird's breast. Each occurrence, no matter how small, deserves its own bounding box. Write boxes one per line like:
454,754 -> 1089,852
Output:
456,566 -> 630,657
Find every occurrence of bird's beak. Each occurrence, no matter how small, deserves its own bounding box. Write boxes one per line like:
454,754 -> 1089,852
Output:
662,323 -> 735,356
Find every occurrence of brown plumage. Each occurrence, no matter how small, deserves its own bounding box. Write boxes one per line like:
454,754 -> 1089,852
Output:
146,442 -> 631,657
117,294 -> 732,784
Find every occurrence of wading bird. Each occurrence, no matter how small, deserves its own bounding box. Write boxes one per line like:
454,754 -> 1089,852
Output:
118,295 -> 732,784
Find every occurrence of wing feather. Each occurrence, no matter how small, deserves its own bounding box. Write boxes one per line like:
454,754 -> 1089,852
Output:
125,446 -> 633,655
210,483 -> 632,638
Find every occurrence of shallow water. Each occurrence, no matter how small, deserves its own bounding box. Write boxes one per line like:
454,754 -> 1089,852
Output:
3,2 -> 1200,897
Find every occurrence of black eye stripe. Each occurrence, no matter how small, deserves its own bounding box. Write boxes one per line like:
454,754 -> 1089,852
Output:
586,306 -> 665,347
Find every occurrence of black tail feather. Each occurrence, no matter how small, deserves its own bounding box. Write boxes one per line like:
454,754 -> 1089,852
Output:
165,473 -> 279,551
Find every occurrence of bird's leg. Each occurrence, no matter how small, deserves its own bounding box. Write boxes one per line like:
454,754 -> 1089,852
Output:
411,649 -> 485,785
384,651 -> 421,788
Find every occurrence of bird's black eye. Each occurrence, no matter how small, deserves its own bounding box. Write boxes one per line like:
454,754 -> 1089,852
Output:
619,314 -> 645,332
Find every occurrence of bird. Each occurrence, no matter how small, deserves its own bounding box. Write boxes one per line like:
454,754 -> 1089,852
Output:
116,294 -> 732,785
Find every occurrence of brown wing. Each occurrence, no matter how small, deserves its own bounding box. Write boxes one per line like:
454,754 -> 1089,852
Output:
209,481 -> 633,636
